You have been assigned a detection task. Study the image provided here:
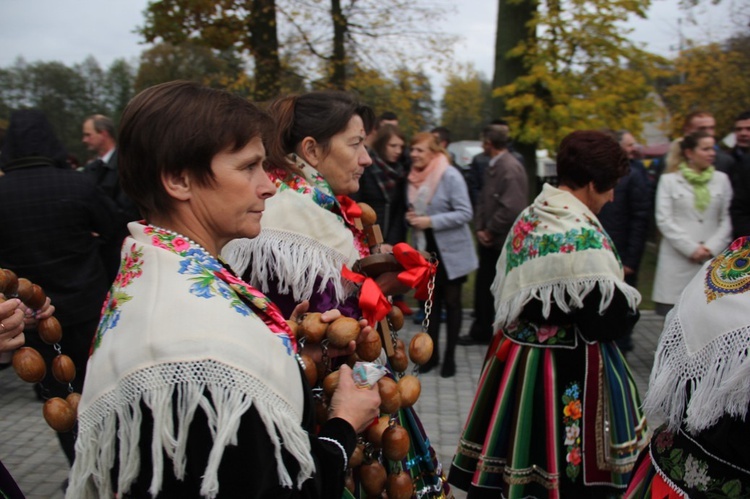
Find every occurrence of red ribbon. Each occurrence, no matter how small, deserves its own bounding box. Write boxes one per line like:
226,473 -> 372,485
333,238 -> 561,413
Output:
392,242 -> 437,300
341,265 -> 392,326
336,195 -> 362,225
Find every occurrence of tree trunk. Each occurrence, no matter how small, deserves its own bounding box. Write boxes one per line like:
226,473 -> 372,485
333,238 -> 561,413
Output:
330,0 -> 347,89
249,0 -> 281,102
493,0 -> 538,198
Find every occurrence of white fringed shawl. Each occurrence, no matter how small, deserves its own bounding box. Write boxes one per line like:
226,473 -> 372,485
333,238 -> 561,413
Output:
644,236 -> 750,434
492,183 -> 641,329
222,161 -> 362,304
66,223 -> 312,499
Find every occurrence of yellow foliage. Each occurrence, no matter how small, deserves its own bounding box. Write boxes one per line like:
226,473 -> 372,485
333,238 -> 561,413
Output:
663,39 -> 750,137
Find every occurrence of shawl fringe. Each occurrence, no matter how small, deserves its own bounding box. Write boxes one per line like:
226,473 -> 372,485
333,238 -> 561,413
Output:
492,275 -> 641,329
66,360 -> 314,499
643,316 -> 750,434
223,230 -> 355,304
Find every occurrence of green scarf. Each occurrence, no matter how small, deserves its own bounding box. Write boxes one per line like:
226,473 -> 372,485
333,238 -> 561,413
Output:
678,162 -> 714,212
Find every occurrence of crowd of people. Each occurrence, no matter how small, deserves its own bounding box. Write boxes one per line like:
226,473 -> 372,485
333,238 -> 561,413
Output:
0,82 -> 748,499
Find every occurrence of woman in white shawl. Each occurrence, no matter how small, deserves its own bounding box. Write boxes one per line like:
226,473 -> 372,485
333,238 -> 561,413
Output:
66,81 -> 380,499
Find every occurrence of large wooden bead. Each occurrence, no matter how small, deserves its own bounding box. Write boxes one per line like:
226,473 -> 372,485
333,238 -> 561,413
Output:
66,392 -> 82,415
365,415 -> 390,448
356,327 -> 382,362
397,375 -> 421,408
382,424 -> 410,462
349,442 -> 365,468
322,370 -> 340,399
408,332 -> 433,366
326,317 -> 360,348
12,347 -> 46,383
299,313 -> 327,343
52,354 -> 76,384
388,348 -> 409,373
357,202 -> 378,226
299,354 -> 317,387
359,460 -> 387,496
285,319 -> 301,340
16,278 -> 34,303
387,306 -> 404,331
378,377 -> 401,415
386,470 -> 415,499
38,316 -> 63,344
27,284 -> 46,310
2,269 -> 18,296
43,397 -> 76,432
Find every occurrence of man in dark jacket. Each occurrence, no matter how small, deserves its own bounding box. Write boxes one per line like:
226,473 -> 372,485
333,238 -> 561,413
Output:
597,130 -> 652,354
82,114 -> 140,281
460,125 -> 528,345
598,131 -> 653,288
0,109 -> 117,464
731,153 -> 750,238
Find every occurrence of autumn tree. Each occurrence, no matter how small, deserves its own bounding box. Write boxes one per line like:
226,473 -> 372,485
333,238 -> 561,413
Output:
661,35 -> 750,137
140,0 -> 281,101
135,41 -> 248,94
140,0 -> 455,97
491,0 -> 665,192
347,66 -> 434,137
441,64 -> 493,141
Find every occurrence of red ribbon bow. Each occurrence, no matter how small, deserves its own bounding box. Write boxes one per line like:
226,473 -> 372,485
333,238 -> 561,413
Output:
341,265 -> 391,327
336,195 -> 362,225
392,242 -> 437,300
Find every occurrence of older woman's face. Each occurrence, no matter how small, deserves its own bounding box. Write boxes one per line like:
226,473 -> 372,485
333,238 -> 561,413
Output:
685,136 -> 716,171
315,115 -> 372,195
384,135 -> 405,164
410,140 -> 437,170
189,137 -> 276,250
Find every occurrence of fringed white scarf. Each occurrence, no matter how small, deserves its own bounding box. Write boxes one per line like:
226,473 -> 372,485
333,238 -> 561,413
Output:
67,223 -> 313,499
644,236 -> 750,434
492,183 -> 641,329
222,159 -> 362,304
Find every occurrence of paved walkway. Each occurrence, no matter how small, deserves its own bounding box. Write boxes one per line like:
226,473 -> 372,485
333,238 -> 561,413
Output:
0,311 -> 664,498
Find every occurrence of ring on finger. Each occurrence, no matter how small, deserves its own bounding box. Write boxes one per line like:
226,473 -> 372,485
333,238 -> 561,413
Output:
0,322 -> 5,331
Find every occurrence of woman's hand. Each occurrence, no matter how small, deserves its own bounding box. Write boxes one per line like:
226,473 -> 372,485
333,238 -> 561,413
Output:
690,245 -> 712,264
292,301 -> 371,361
20,297 -> 55,330
0,298 -> 26,353
328,364 -> 381,433
406,211 -> 431,230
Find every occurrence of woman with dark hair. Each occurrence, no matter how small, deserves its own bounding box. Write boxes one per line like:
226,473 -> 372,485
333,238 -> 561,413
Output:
353,124 -> 408,247
223,91 -> 453,498
652,130 -> 733,316
449,130 -> 647,498
66,81 -> 380,498
406,132 -> 477,378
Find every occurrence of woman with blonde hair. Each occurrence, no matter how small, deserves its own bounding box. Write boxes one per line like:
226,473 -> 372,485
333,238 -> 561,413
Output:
406,132 -> 477,378
652,130 -> 733,316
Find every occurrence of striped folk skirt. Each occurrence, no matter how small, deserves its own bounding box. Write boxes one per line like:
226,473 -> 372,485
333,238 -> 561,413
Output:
449,331 -> 648,498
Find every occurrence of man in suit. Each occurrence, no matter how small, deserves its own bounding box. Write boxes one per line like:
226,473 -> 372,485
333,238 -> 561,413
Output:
460,125 -> 528,345
82,115 -> 140,281
0,109 -> 117,464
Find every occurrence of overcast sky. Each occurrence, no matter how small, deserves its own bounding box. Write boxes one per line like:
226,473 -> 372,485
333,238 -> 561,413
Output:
0,0 -> 737,88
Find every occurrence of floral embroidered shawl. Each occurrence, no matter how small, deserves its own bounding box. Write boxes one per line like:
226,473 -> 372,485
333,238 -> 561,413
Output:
492,183 -> 641,329
67,223 -> 312,499
644,236 -> 750,433
222,156 -> 368,304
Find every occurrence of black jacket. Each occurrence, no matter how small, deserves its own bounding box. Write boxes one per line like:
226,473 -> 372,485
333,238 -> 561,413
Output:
730,154 -> 750,238
597,160 -> 652,271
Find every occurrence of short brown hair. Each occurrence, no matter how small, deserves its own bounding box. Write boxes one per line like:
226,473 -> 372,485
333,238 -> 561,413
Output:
556,130 -> 629,192
118,80 -> 273,219
372,124 -> 406,161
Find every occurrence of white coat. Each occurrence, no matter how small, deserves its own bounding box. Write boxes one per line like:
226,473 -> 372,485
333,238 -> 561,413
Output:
652,170 -> 733,305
